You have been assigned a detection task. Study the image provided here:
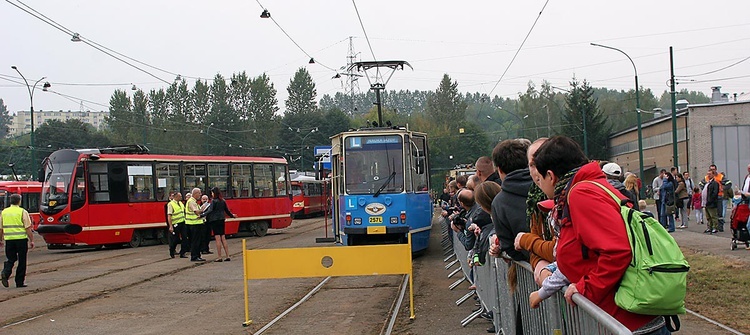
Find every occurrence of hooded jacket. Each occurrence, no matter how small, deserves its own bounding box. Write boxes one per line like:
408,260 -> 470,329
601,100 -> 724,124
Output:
491,168 -> 532,261
556,162 -> 655,331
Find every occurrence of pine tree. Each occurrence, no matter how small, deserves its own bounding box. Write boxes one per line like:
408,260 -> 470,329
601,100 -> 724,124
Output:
285,68 -> 317,116
0,99 -> 11,138
561,78 -> 611,160
426,74 -> 467,124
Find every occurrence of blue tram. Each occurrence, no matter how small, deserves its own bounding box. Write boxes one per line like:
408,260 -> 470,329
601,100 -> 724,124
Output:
329,127 -> 432,253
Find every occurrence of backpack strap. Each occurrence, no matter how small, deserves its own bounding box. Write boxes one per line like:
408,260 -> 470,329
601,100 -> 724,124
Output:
567,181 -> 637,263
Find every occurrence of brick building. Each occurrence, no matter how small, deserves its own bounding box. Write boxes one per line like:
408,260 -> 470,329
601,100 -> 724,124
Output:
608,92 -> 750,188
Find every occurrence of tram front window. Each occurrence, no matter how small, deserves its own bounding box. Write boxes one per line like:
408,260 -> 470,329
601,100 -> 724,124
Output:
344,135 -> 404,195
41,150 -> 79,214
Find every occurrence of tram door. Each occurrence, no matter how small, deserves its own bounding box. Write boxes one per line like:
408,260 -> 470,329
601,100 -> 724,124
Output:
330,140 -> 343,243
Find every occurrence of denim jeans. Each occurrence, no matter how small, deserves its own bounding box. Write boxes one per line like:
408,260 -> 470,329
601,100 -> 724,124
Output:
644,325 -> 671,335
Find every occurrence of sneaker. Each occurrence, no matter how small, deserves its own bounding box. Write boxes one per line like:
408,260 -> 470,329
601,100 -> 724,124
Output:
745,245 -> 750,250
677,225 -> 686,229
703,229 -> 711,234
711,229 -> 718,234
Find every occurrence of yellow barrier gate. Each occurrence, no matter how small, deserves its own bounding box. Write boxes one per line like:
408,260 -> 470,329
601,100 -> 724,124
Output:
242,235 -> 415,327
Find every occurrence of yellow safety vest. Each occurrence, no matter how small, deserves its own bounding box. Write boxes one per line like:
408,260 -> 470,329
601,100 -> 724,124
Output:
2,205 -> 27,241
185,197 -> 202,225
169,200 -> 185,224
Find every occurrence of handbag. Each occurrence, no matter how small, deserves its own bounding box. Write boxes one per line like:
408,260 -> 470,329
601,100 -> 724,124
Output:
666,203 -> 676,215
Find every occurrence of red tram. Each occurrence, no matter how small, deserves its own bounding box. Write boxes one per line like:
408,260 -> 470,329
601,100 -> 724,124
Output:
36,146 -> 292,249
0,181 -> 42,227
290,176 -> 329,218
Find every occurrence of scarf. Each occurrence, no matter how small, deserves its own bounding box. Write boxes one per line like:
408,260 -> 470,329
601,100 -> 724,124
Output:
553,166 -> 582,216
526,182 -> 553,241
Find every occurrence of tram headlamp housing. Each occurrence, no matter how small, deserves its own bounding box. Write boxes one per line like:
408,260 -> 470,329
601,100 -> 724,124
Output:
345,213 -> 352,226
390,217 -> 398,224
400,211 -> 406,224
60,214 -> 70,223
293,201 -> 304,208
353,217 -> 362,225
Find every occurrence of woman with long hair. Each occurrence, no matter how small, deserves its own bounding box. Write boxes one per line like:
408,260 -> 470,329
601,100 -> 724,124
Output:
201,187 -> 237,262
532,136 -> 668,334
623,174 -> 640,204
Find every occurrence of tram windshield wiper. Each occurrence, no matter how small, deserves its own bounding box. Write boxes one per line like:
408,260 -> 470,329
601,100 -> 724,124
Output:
373,171 -> 396,198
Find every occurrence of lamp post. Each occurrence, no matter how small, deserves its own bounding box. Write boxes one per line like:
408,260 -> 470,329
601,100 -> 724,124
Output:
590,43 -> 643,198
485,115 -> 512,139
300,128 -> 317,171
201,122 -> 214,154
11,66 -> 50,180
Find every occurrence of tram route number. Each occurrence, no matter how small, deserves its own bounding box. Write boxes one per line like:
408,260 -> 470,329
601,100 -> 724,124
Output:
369,216 -> 383,224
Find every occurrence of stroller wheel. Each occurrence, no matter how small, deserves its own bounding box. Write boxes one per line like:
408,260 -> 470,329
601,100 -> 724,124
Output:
731,241 -> 737,250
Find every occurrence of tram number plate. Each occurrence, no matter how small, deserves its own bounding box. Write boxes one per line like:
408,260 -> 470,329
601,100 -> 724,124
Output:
369,216 -> 383,224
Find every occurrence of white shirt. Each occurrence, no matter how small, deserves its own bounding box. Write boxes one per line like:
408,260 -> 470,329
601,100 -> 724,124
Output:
742,175 -> 750,194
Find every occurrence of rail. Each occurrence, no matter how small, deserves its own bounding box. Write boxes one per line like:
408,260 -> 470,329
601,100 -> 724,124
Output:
440,221 -> 635,335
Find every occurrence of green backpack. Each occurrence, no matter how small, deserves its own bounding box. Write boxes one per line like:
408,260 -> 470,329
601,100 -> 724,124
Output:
572,181 -> 690,316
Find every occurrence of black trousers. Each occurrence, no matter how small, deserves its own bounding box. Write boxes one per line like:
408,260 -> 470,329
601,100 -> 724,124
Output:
201,222 -> 211,252
187,224 -> 204,260
3,238 -> 28,286
169,222 -> 189,256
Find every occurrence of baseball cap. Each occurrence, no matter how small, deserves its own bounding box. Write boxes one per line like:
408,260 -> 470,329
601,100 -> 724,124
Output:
602,163 -> 622,177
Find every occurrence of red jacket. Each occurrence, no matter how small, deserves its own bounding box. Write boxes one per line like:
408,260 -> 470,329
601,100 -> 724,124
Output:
556,162 -> 655,331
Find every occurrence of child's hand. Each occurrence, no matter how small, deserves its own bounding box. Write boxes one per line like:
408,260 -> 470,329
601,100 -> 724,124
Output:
529,291 -> 542,309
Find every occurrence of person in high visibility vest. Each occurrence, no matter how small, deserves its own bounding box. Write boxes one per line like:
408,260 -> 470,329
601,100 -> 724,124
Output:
167,191 -> 189,259
1,194 -> 34,288
185,188 -> 206,262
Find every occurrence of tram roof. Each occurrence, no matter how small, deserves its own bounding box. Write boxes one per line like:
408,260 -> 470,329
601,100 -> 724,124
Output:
79,152 -> 288,164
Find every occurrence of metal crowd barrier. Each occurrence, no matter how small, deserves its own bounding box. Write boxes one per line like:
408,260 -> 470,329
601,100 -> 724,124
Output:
442,224 -> 634,335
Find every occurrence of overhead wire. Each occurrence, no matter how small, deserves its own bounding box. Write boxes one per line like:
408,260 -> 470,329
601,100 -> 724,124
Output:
676,55 -> 750,78
350,0 -> 376,62
253,0 -> 336,72
486,0 -> 551,98
7,0 -> 172,84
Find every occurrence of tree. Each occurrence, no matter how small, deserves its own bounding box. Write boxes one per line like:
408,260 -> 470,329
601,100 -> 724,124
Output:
285,68 -> 317,116
35,119 -> 111,151
658,89 -> 710,109
105,90 -> 134,143
248,73 -> 280,155
425,74 -> 467,124
561,78 -> 611,160
0,99 -> 11,138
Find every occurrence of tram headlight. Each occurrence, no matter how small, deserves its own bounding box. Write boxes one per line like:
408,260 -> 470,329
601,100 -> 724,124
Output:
345,213 -> 352,226
293,201 -> 304,208
400,211 -> 406,224
60,214 -> 70,223
390,217 -> 398,224
353,217 -> 362,225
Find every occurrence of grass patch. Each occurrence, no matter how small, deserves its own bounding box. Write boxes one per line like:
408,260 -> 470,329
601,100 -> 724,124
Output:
683,247 -> 750,333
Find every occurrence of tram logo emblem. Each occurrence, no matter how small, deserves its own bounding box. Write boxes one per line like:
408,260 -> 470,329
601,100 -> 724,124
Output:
365,203 -> 386,215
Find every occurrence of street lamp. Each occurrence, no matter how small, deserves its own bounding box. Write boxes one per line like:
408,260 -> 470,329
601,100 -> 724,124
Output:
591,43 -> 643,198
11,66 -> 50,180
485,115 -> 512,138
300,128 -> 317,171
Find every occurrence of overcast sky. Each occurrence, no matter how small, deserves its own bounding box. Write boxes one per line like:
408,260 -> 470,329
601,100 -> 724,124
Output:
1,0 -> 749,115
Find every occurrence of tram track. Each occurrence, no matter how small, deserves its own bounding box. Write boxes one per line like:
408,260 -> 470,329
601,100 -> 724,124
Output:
248,272 -> 409,335
0,218 -> 324,328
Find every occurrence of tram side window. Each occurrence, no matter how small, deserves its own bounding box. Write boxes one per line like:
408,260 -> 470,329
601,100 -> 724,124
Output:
155,163 -> 180,201
231,164 -> 252,198
253,164 -> 274,197
89,162 -> 110,203
411,136 -> 429,192
274,164 -> 288,196
107,162 -> 130,203
70,163 -> 87,210
183,164 -> 206,196
128,164 -> 155,202
208,164 -> 229,198
23,193 -> 40,213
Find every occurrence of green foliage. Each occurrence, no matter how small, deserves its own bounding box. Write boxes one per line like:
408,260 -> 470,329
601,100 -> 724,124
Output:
0,99 -> 11,139
285,68 -> 317,117
426,74 -> 467,124
658,89 -> 710,109
561,78 -> 611,160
